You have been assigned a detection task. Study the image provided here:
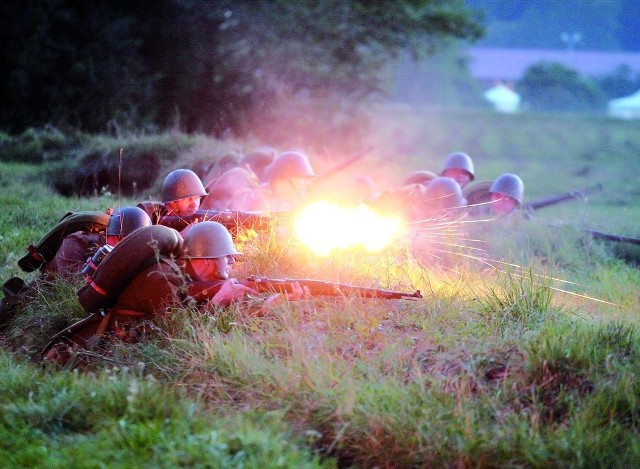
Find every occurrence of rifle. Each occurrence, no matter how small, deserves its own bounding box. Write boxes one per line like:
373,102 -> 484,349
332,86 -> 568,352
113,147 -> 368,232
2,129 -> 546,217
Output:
547,222 -> 640,247
188,276 -> 422,302
159,209 -> 286,233
313,146 -> 371,181
523,183 -> 603,212
582,229 -> 640,246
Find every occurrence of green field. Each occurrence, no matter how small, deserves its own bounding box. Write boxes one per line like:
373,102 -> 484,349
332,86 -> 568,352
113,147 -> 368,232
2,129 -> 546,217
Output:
1,109 -> 640,467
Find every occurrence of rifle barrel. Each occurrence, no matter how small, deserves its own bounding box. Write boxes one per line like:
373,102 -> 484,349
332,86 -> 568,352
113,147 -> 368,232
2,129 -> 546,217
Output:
159,210 -> 278,232
584,229 -> 640,246
314,147 -> 371,180
523,183 -> 603,211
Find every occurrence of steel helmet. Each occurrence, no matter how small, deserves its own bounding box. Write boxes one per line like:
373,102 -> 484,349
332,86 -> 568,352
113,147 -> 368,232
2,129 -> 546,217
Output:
489,173 -> 524,205
218,151 -> 241,168
441,152 -> 475,180
424,177 -> 467,209
106,206 -> 152,236
241,146 -> 276,172
402,170 -> 438,186
162,169 -> 207,203
263,151 -> 315,182
182,221 -> 239,259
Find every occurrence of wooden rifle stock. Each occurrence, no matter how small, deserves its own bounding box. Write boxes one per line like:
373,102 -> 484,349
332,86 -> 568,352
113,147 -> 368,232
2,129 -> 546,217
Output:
187,277 -> 423,302
245,276 -> 422,299
159,210 -> 282,233
523,183 -> 602,212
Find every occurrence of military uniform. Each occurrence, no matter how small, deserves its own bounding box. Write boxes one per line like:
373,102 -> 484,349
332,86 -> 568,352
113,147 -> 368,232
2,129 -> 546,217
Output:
42,222 -> 237,367
136,201 -> 168,224
41,231 -> 103,280
42,257 -> 188,363
110,259 -> 185,326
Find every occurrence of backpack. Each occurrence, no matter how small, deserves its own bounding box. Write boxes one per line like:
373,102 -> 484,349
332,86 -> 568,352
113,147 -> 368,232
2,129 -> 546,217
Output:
18,211 -> 111,272
77,224 -> 183,314
41,225 -> 184,366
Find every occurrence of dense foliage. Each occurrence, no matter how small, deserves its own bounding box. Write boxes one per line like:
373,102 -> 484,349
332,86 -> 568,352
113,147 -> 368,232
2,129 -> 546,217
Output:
595,64 -> 640,100
518,62 -> 606,112
0,0 -> 482,137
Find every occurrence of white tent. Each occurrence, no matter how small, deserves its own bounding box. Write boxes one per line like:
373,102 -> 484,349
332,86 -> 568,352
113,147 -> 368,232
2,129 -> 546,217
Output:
483,84 -> 521,113
608,90 -> 640,119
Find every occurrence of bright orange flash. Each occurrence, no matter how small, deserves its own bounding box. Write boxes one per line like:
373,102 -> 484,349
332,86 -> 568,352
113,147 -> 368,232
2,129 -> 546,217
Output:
294,201 -> 404,256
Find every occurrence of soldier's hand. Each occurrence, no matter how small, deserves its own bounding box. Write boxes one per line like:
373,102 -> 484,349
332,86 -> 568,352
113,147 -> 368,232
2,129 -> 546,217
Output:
284,281 -> 310,301
211,279 -> 258,306
261,282 -> 309,310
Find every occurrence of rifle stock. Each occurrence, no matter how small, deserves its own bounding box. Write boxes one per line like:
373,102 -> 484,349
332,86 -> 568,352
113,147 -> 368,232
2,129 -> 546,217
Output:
523,183 -> 602,212
187,276 -> 423,302
159,209 -> 284,233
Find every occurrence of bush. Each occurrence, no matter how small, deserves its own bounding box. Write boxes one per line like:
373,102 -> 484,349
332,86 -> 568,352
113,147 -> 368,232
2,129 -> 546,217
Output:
44,133 -> 197,197
0,126 -> 80,164
518,62 -> 606,113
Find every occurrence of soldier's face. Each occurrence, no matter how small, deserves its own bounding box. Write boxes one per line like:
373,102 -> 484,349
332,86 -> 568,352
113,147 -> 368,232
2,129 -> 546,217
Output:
167,196 -> 201,216
213,255 -> 236,280
441,168 -> 472,188
190,255 -> 235,281
490,193 -> 518,215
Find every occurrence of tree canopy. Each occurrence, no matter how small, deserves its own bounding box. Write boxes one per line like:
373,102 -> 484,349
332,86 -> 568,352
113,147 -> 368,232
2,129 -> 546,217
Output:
1,0 -> 483,137
518,62 -> 605,112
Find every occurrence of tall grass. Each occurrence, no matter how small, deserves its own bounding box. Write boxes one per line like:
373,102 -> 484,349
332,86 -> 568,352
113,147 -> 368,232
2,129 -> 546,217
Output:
1,112 -> 640,466
0,352 -> 327,467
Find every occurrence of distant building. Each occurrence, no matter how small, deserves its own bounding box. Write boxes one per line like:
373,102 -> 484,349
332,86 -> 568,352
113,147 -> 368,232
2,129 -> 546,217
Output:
466,47 -> 640,83
608,90 -> 640,119
483,83 -> 521,113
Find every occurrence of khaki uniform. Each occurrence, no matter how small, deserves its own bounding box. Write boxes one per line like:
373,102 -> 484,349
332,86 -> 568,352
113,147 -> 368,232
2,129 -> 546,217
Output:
110,259 -> 185,326
43,257 -> 188,362
42,231 -> 103,280
136,201 -> 168,224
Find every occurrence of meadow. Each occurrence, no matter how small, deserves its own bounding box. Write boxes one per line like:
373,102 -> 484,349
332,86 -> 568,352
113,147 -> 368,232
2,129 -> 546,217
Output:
1,108 -> 639,467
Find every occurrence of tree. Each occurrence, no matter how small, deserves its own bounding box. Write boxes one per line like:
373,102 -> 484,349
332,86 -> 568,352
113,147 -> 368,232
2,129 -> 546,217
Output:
0,0 -> 154,133
386,43 -> 487,108
518,62 -> 605,113
596,65 -> 640,100
142,0 -> 484,139
0,0 -> 483,138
